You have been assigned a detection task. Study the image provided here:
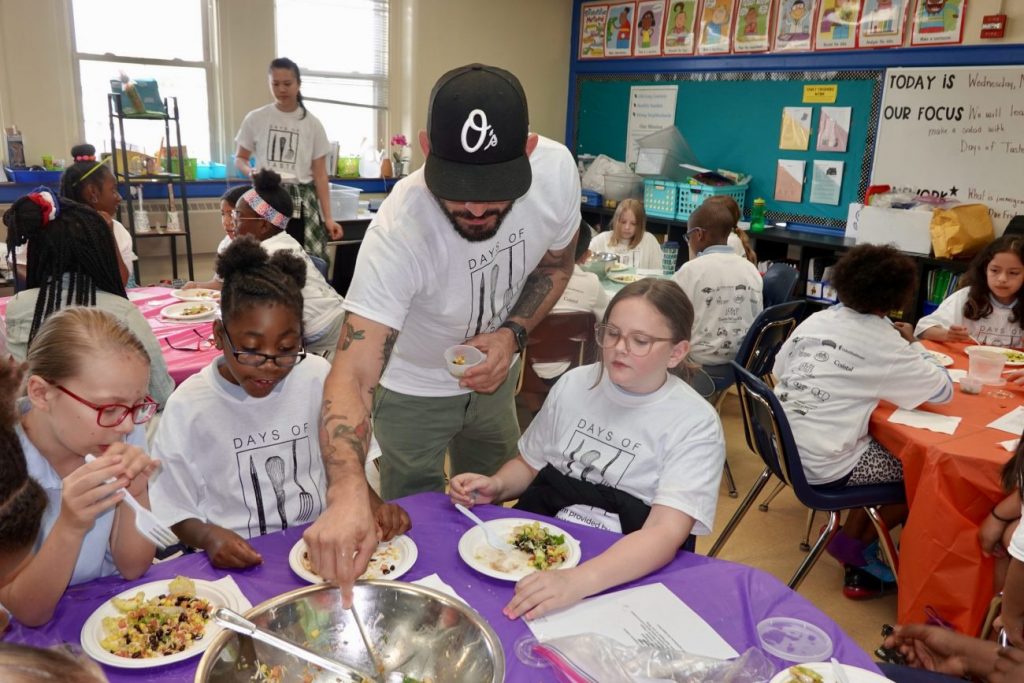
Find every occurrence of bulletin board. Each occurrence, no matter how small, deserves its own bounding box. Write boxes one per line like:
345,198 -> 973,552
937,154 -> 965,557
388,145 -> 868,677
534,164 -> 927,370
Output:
574,70 -> 884,230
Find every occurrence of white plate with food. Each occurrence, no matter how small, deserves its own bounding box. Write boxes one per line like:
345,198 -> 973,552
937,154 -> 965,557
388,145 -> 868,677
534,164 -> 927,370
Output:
457,517 -> 581,581
160,301 -> 218,321
607,273 -> 641,285
769,662 -> 892,683
928,351 -> 954,367
80,576 -> 237,668
609,262 -> 630,272
965,345 -> 1024,366
170,288 -> 221,303
288,535 -> 418,584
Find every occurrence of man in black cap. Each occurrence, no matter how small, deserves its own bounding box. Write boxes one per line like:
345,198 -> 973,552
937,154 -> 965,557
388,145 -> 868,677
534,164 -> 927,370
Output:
304,63 -> 581,603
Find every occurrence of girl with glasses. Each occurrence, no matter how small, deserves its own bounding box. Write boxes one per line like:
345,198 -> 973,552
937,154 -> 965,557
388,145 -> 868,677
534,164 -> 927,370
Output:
149,236 -> 409,569
450,279 -> 725,620
0,308 -> 160,626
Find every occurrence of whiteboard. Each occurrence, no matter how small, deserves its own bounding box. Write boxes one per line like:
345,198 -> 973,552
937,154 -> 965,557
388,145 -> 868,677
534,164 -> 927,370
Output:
872,65 -> 1024,234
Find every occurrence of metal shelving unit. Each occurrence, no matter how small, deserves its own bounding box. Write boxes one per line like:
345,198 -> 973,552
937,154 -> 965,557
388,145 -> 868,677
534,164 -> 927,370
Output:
107,94 -> 195,281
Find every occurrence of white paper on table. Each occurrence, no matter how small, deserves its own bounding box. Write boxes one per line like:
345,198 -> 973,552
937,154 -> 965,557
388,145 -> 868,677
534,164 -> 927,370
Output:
411,573 -> 468,606
988,406 -> 1024,436
947,369 -> 967,383
888,408 -> 961,435
1000,438 -> 1019,452
526,583 -> 737,660
210,575 -> 253,611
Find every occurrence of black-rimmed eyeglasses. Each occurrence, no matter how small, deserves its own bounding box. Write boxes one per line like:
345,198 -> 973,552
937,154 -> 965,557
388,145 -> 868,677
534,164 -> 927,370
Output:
221,328 -> 306,368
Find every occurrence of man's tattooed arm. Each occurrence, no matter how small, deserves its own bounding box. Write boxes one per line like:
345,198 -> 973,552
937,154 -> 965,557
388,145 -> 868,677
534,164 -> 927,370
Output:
507,232 -> 578,331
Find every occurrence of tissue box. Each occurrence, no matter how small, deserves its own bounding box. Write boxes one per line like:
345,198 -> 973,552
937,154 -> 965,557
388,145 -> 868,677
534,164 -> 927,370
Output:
848,203 -> 933,255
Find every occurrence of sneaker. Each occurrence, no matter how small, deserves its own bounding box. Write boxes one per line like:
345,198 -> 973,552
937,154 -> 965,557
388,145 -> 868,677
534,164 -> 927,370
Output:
843,565 -> 897,600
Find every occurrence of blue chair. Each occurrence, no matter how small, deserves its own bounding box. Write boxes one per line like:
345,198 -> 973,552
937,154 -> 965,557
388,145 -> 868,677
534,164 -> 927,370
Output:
710,363 -> 904,590
762,262 -> 800,308
706,300 -> 805,497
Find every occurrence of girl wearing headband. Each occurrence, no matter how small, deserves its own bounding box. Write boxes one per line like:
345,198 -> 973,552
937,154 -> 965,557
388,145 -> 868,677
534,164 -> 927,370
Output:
230,169 -> 345,357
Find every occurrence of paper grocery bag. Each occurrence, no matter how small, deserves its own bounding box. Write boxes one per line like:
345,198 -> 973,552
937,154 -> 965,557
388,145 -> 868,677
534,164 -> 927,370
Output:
930,204 -> 995,259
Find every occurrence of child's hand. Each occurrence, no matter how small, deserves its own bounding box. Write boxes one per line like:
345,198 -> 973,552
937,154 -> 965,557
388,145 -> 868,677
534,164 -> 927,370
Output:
450,473 -> 500,507
203,526 -> 263,568
375,503 -> 411,541
59,456 -> 128,531
503,568 -> 587,621
892,322 -> 916,343
946,325 -> 974,343
103,442 -> 160,498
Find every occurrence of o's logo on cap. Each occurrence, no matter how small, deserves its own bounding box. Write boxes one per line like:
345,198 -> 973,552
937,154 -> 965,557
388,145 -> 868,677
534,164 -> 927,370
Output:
461,109 -> 498,154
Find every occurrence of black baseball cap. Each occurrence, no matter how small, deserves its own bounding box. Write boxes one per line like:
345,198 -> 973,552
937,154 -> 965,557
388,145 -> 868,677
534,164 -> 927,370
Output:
424,64 -> 532,203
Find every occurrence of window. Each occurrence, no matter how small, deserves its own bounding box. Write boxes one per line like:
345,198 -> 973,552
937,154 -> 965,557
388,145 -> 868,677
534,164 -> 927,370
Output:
275,0 -> 388,156
70,0 -> 214,161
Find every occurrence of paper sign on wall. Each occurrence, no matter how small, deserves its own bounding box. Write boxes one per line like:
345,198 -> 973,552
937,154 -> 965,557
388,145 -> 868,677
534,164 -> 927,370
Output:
810,160 -> 845,205
779,106 -> 812,150
816,106 -> 851,152
626,85 -> 678,165
775,159 -> 806,202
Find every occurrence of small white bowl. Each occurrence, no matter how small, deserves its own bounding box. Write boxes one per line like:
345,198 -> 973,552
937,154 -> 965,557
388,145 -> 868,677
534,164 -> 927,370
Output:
445,345 -> 485,378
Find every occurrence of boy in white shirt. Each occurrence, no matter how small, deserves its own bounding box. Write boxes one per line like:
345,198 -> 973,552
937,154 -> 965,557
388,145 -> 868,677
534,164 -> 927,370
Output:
672,199 -> 763,389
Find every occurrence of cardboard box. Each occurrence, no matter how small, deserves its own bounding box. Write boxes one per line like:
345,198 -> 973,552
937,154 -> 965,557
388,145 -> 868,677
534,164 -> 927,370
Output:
848,203 -> 933,256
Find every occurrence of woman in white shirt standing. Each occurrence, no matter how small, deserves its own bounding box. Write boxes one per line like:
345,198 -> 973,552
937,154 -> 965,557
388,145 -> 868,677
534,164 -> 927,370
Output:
590,198 -> 663,269
234,58 -> 343,262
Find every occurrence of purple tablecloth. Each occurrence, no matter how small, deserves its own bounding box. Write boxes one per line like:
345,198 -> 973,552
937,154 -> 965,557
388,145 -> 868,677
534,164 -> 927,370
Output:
5,492 -> 881,681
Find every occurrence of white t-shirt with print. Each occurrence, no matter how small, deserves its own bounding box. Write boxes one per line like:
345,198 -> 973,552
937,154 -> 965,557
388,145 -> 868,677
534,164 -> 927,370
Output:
773,305 -> 953,485
14,219 -> 136,268
554,264 -> 609,319
344,136 -> 581,397
519,364 -> 725,536
235,103 -> 330,184
590,230 -> 663,270
149,356 -> 330,538
914,287 -> 1024,348
18,401 -> 148,585
260,231 -> 344,341
673,246 -> 763,365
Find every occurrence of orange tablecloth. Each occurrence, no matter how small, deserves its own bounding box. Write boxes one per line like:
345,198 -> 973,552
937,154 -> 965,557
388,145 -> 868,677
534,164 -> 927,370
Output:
870,340 -> 1023,634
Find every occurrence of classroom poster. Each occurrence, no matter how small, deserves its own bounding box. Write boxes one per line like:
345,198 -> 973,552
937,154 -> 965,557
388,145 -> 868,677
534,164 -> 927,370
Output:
815,0 -> 862,50
775,159 -> 807,202
733,0 -> 773,52
696,0 -> 735,55
910,0 -> 965,46
773,0 -> 817,51
605,2 -> 638,56
625,85 -> 679,164
779,106 -> 812,150
579,3 -> 610,58
816,106 -> 851,151
859,0 -> 909,47
810,160 -> 845,204
663,0 -> 698,53
634,1 -> 667,55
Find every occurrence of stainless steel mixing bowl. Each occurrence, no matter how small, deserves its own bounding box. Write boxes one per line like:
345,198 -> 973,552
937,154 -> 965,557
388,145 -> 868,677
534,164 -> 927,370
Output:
581,251 -> 620,279
195,581 -> 504,683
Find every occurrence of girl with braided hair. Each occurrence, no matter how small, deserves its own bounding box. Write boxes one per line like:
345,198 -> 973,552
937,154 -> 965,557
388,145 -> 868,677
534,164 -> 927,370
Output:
1,190 -> 173,405
149,235 -> 408,569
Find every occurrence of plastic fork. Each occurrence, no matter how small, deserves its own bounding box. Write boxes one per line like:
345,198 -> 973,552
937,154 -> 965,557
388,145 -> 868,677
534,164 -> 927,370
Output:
455,503 -> 511,551
84,454 -> 178,549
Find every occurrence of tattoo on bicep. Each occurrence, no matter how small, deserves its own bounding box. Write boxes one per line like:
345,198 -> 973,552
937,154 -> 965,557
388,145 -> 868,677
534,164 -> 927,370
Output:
379,329 -> 399,378
509,270 -> 553,318
319,400 -> 370,476
341,322 -> 365,351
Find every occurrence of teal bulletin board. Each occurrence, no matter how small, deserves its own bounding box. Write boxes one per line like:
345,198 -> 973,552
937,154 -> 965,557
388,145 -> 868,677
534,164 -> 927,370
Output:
574,70 -> 884,230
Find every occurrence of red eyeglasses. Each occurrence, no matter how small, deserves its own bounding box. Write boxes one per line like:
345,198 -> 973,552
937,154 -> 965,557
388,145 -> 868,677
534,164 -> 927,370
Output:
54,385 -> 158,427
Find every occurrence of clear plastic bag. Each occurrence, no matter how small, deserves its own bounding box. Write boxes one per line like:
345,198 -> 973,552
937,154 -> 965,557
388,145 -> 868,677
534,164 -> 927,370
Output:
528,633 -> 776,683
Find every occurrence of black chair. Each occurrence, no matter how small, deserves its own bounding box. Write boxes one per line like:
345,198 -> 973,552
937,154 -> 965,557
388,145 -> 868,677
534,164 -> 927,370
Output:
710,363 -> 903,590
762,262 -> 800,307
708,300 -> 805,497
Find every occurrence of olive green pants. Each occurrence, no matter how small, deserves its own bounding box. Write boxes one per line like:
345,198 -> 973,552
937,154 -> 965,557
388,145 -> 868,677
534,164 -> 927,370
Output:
375,361 -> 521,499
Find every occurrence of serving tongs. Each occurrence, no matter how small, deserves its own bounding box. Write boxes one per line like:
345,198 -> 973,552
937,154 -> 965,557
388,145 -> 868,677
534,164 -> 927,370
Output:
214,607 -> 379,683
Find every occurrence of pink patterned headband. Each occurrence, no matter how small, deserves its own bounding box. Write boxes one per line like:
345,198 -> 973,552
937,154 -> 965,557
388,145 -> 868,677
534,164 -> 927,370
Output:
241,188 -> 290,230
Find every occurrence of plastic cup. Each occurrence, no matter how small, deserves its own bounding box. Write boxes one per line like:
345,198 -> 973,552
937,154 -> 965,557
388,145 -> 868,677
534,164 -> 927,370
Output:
967,348 -> 1007,386
444,345 -> 485,378
756,617 -> 833,663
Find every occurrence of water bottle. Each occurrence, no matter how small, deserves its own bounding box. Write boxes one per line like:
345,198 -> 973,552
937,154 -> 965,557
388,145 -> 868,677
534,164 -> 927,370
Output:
750,198 -> 766,233
661,241 -> 680,276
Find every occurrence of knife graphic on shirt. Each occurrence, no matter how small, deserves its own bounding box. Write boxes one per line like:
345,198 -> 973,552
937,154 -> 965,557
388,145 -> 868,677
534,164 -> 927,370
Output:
475,269 -> 485,336
249,456 -> 267,536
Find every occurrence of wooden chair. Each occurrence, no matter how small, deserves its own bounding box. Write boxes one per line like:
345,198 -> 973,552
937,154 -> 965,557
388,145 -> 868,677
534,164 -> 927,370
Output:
516,311 -> 598,413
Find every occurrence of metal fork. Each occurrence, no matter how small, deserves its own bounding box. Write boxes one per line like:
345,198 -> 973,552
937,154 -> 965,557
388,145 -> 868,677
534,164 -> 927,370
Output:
292,440 -> 314,523
84,454 -> 178,549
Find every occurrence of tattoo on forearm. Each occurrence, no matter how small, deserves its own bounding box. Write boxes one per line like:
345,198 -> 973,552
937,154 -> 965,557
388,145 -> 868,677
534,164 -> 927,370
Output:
341,322 -> 365,351
319,400 -> 370,479
380,329 -> 399,379
509,270 -> 553,318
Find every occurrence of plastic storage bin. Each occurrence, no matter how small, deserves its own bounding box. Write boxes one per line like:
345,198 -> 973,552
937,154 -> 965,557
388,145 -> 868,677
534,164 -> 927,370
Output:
329,184 -> 361,220
677,179 -> 750,220
634,126 -> 699,181
643,178 -> 679,219
581,189 -> 602,207
603,173 -> 643,202
4,167 -> 63,183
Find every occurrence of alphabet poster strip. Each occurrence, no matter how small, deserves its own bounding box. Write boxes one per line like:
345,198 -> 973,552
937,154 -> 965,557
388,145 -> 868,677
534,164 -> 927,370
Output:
872,66 -> 1024,233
